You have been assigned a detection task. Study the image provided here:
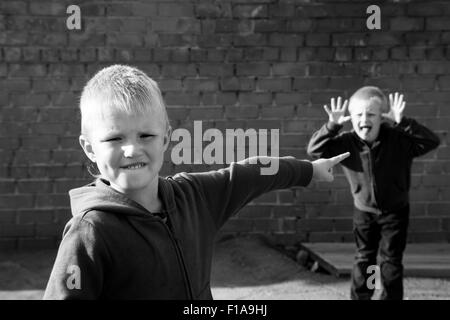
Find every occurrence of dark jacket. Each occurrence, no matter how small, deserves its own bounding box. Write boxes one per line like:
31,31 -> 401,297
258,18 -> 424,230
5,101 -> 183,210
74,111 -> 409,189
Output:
307,117 -> 440,214
43,156 -> 313,300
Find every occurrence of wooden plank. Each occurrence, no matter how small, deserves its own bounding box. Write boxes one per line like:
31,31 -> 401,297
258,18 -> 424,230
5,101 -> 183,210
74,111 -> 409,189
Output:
300,243 -> 450,278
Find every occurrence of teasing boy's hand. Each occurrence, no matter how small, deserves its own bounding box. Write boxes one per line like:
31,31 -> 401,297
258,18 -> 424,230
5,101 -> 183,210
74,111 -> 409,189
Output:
384,92 -> 405,124
312,152 -> 350,182
323,97 -> 351,125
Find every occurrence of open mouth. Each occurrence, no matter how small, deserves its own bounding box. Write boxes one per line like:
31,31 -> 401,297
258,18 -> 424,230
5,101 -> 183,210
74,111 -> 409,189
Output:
120,162 -> 147,170
359,125 -> 372,134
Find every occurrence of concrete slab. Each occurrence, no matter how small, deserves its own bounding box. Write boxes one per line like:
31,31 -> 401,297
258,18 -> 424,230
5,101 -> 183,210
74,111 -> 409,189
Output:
299,243 -> 450,278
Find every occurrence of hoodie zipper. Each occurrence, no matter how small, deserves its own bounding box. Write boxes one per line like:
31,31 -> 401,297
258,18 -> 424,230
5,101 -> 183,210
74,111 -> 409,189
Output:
160,219 -> 194,300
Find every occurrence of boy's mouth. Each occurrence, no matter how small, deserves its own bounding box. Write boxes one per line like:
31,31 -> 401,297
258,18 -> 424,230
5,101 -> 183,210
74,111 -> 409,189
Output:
120,162 -> 147,170
359,125 -> 372,134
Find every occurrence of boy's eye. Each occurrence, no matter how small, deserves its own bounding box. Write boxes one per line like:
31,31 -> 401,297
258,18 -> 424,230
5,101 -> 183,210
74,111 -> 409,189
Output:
103,137 -> 121,142
141,134 -> 155,139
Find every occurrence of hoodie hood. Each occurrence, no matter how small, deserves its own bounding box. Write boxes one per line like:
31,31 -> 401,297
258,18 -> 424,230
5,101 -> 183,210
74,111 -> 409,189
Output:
68,177 -> 176,218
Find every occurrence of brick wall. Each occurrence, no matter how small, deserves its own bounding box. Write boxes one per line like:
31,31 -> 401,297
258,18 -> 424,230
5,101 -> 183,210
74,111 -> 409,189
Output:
0,0 -> 449,250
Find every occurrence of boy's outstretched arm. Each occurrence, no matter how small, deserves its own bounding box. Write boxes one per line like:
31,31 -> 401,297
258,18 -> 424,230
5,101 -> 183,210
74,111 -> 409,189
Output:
307,97 -> 349,158
180,152 -> 350,229
384,92 -> 441,157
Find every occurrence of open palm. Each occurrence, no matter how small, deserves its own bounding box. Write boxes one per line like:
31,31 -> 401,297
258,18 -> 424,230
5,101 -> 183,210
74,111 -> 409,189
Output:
324,97 -> 351,125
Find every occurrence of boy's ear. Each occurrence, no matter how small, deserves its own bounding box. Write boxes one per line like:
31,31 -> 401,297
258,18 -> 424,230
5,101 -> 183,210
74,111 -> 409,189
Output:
163,125 -> 172,152
79,135 -> 96,163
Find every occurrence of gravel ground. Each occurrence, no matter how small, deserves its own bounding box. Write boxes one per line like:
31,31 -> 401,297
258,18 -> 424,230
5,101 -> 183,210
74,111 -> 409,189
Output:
0,235 -> 449,300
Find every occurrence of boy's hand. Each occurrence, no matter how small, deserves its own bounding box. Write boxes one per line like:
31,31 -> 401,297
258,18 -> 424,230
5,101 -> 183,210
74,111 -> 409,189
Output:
384,92 -> 405,124
312,152 -> 350,182
323,97 -> 351,125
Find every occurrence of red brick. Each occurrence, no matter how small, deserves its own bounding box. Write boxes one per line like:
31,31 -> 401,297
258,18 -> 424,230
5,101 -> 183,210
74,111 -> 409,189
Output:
369,33 -> 402,46
17,179 -> 52,193
405,32 -> 440,45
334,48 -> 352,61
233,5 -> 268,18
245,47 -> 279,61
190,48 -> 207,61
106,33 -> 142,47
332,33 -> 367,47
257,78 -> 291,92
280,48 -> 296,62
36,223 -> 65,237
408,3 -> 449,16
0,195 -> 34,209
33,78 -> 70,93
407,232 -> 448,243
172,48 -> 190,62
269,34 -> 304,47
1,106 -> 38,121
203,92 -> 237,105
408,46 -> 427,60
0,30 -> 27,45
305,33 -> 330,46
315,18 -> 354,32
164,93 -> 201,106
21,135 -> 58,148
22,47 -> 41,61
239,92 -> 271,105
0,1 -> 27,14
0,180 -> 15,193
35,194 -> 69,208
183,78 -> 218,92
276,93 -> 310,105
0,224 -> 34,237
390,17 -> 424,31
297,48 -> 316,62
427,18 -> 450,30
296,5 -> 333,18
158,3 -> 194,17
288,19 -> 314,32
13,150 -> 51,165
225,106 -> 258,119
234,34 -> 267,47
18,238 -> 58,251
236,62 -> 270,76
52,145 -> 84,162
293,77 -> 328,91
198,34 -> 233,47
161,64 -> 196,77
254,19 -> 286,33
272,63 -> 307,76
279,134 -> 310,148
308,232 -> 353,243
417,62 -> 450,74
152,48 -> 171,62
195,3 -> 232,18
221,77 -> 255,92
0,137 -> 20,149
3,47 -> 21,61
198,63 -> 233,76
159,79 -> 183,92
17,209 -> 54,224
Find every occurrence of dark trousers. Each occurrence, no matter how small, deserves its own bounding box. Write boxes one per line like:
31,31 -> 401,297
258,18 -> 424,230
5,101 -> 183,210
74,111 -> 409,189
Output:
350,205 -> 409,300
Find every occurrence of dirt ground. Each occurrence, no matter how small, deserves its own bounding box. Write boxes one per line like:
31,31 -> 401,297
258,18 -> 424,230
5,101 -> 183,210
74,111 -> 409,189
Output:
0,234 -> 449,300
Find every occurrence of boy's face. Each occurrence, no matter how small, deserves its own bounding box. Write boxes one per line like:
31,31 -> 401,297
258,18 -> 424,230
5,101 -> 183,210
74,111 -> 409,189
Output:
80,108 -> 170,196
349,98 -> 383,144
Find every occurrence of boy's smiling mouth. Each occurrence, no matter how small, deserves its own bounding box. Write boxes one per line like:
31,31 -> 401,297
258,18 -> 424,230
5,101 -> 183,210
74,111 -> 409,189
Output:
120,162 -> 147,170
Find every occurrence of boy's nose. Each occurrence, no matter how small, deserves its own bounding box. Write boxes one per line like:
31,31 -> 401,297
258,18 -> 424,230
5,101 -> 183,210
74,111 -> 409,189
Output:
122,143 -> 141,158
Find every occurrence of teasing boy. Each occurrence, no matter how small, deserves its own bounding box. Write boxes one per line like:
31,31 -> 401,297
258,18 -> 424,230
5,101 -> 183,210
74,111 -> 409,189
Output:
43,65 -> 348,299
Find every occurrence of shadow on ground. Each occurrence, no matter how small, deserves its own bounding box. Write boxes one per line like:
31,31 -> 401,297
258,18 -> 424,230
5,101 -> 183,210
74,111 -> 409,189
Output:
0,234 -> 448,300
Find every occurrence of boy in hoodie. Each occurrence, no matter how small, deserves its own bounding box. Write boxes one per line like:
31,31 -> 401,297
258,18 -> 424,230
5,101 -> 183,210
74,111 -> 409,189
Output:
307,86 -> 440,300
43,64 -> 349,300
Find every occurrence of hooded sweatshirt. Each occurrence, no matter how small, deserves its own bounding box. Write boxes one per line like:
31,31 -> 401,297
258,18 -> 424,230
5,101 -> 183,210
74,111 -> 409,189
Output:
43,156 -> 313,300
307,117 -> 440,214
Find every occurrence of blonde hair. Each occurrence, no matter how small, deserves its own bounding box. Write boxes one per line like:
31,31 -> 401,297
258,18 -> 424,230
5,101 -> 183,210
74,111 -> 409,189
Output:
348,86 -> 389,113
79,64 -> 170,136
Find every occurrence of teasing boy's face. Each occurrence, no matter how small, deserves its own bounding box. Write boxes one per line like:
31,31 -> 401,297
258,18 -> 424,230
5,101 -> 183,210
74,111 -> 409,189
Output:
80,106 -> 170,196
349,97 -> 383,144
